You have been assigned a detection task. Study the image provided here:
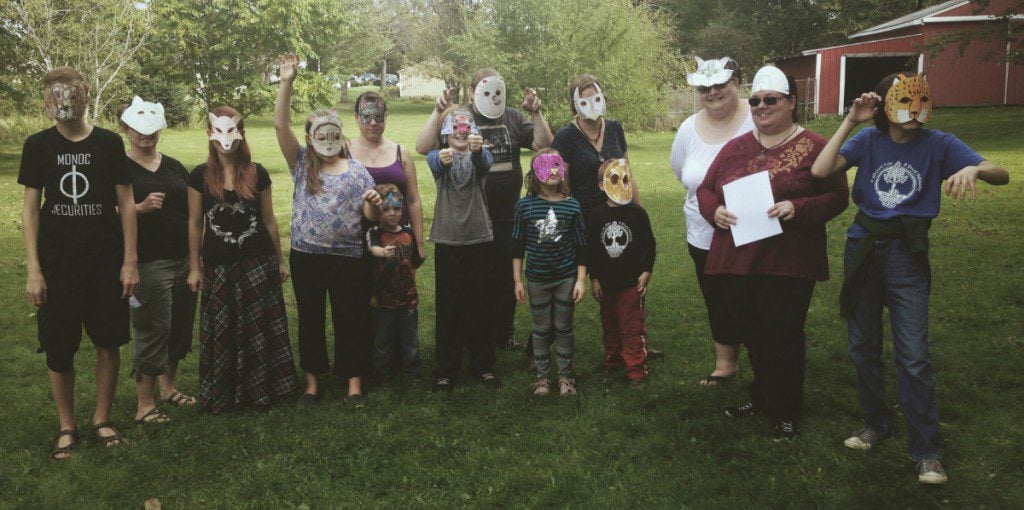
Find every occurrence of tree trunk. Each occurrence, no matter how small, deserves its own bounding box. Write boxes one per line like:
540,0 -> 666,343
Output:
380,59 -> 387,94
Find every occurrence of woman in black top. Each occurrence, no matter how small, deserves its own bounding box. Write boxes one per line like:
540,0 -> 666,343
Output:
118,98 -> 198,425
186,106 -> 298,414
551,74 -> 641,217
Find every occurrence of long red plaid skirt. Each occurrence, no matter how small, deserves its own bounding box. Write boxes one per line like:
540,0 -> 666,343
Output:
198,254 -> 298,413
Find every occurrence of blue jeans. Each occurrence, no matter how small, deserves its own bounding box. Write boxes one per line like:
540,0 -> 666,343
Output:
527,277 -> 576,378
844,237 -> 939,461
373,308 -> 422,380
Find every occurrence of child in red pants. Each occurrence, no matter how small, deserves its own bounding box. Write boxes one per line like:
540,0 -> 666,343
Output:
587,159 -> 656,383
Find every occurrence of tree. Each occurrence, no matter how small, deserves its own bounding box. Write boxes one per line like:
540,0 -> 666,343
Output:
2,0 -> 152,121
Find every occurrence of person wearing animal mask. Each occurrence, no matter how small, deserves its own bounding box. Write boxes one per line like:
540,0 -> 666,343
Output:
696,65 -> 849,443
186,106 -> 299,414
812,73 -> 1009,485
415,68 -> 554,354
426,106 -> 496,392
586,159 -> 656,386
348,91 -> 426,262
549,74 -> 656,362
19,67 -> 139,459
116,96 -> 198,425
274,54 -> 383,407
670,57 -> 755,387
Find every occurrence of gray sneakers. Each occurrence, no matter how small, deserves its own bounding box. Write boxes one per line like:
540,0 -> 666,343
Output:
917,459 -> 948,485
843,427 -> 891,450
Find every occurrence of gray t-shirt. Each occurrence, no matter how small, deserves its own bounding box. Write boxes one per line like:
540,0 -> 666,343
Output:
427,148 -> 495,245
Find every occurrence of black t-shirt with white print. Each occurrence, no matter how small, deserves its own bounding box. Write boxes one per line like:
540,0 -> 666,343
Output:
187,163 -> 274,267
18,126 -> 131,256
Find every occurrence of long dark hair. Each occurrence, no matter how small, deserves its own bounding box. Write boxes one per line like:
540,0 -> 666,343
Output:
205,105 -> 257,202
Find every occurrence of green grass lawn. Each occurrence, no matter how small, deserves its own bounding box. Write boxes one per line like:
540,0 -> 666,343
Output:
0,105 -> 1022,508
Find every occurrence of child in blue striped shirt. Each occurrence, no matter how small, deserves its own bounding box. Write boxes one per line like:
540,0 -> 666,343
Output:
512,149 -> 587,397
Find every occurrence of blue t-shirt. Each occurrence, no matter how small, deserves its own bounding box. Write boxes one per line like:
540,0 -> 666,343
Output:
840,127 -> 983,238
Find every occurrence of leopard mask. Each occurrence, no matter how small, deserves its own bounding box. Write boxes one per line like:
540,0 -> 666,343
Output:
884,73 -> 931,125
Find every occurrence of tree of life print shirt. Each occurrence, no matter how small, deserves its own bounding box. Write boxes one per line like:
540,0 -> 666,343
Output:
840,127 -> 983,238
290,149 -> 376,257
18,126 -> 132,254
187,163 -> 275,266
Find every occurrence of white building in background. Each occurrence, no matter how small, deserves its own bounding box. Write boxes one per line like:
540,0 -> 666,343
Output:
398,61 -> 447,99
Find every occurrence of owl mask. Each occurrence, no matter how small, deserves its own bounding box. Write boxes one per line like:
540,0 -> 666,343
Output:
120,96 -> 167,135
45,80 -> 89,121
602,159 -> 633,205
884,73 -> 931,124
309,111 -> 344,157
208,113 -> 244,151
473,75 -> 506,119
573,83 -> 606,121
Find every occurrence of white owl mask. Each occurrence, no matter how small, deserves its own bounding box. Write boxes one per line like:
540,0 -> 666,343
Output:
574,83 -> 606,121
473,75 -> 506,119
208,113 -> 243,151
120,96 -> 167,135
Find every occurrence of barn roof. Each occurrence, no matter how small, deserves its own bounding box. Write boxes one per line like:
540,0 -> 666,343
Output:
848,0 -> 968,39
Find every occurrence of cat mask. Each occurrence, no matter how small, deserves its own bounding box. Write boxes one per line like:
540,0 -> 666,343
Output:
884,73 -> 931,124
573,83 -> 606,121
208,113 -> 243,151
602,159 -> 633,205
120,96 -> 167,135
687,57 -> 734,88
473,75 -> 505,119
357,96 -> 386,125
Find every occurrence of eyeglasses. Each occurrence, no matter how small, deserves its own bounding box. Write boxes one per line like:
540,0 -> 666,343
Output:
748,95 -> 787,107
696,83 -> 729,94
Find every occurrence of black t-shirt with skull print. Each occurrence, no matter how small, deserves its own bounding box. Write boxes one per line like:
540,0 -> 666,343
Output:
187,163 -> 274,266
586,202 -> 656,290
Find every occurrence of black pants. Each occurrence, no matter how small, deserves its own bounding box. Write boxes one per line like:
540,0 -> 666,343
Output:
485,221 -> 517,346
434,242 -> 495,380
290,250 -> 371,379
715,274 -> 815,422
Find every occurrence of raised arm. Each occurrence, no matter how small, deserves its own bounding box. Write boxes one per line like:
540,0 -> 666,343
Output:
522,88 -> 553,150
811,92 -> 880,178
274,53 -> 302,170
415,88 -> 454,155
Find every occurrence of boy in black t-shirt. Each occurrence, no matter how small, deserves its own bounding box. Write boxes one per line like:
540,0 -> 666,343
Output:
586,159 -> 656,384
18,67 -> 139,459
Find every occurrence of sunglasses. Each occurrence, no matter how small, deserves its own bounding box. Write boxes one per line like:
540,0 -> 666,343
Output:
696,83 -> 730,94
748,95 -> 787,107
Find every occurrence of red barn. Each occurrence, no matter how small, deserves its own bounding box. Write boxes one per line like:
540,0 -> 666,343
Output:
776,0 -> 1024,114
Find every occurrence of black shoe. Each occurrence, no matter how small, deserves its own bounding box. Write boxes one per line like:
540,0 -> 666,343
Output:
724,401 -> 758,418
772,420 -> 800,441
297,392 -> 319,407
433,377 -> 453,393
343,393 -> 367,407
480,372 -> 501,388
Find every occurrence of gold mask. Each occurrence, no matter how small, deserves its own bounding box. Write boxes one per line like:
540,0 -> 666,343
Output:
884,73 -> 931,125
602,159 -> 633,205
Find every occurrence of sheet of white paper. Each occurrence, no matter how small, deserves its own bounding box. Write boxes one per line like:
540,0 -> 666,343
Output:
722,171 -> 783,247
